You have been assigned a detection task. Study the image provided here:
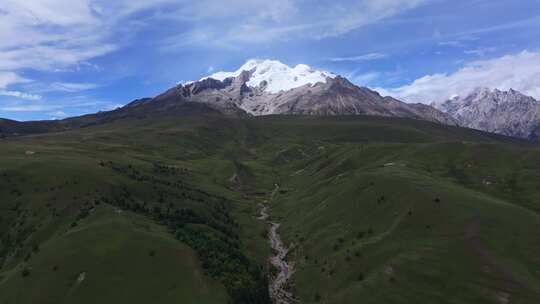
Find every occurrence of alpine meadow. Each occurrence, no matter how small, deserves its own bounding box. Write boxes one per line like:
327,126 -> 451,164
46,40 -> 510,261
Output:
1,1 -> 540,304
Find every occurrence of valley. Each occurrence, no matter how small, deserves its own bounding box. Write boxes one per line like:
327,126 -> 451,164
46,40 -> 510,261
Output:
1,112 -> 540,303
258,185 -> 296,304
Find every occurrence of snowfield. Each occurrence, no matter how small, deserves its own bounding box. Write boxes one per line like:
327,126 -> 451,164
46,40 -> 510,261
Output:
202,59 -> 336,94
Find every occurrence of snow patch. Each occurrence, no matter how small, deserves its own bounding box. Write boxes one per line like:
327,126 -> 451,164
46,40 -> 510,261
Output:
202,59 -> 335,94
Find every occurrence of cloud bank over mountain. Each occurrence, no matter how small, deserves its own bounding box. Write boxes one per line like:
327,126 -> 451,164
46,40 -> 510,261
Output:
379,51 -> 540,103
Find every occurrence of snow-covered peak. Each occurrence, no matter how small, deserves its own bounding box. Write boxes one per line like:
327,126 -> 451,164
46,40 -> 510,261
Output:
202,59 -> 336,94
456,87 -> 536,105
436,87 -> 531,110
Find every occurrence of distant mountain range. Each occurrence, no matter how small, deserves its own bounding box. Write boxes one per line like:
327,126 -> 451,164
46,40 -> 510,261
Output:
434,88 -> 540,139
3,59 -> 540,140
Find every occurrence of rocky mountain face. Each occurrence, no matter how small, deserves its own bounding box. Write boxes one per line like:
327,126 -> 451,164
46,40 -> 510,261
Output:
149,59 -> 456,124
435,88 -> 540,139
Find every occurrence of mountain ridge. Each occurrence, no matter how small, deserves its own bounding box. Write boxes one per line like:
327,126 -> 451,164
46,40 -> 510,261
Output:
435,87 -> 540,139
155,60 -> 456,124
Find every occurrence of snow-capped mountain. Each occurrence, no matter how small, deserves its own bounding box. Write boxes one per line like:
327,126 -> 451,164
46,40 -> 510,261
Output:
149,59 -> 456,124
435,88 -> 540,139
201,59 -> 336,94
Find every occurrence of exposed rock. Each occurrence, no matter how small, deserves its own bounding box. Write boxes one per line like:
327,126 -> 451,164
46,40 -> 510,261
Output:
436,88 -> 540,139
154,60 -> 455,124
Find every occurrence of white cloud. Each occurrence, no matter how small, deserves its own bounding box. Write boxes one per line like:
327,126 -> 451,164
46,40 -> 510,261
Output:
463,47 -> 497,57
0,72 -> 38,100
329,53 -> 387,62
0,45 -> 116,71
381,50 -> 540,103
48,111 -> 68,118
104,103 -> 124,110
0,0 -> 178,105
0,90 -> 41,100
49,82 -> 99,92
316,0 -> 427,38
351,72 -> 381,85
170,0 -> 297,23
0,0 -> 185,73
162,0 -> 428,48
0,71 -> 29,89
0,104 -> 62,112
438,41 -> 464,47
0,97 -> 120,113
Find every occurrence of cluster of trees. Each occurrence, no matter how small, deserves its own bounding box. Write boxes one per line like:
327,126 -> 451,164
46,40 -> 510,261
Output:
152,163 -> 190,176
0,209 -> 36,266
99,161 -> 270,303
176,226 -> 269,303
104,192 -> 269,303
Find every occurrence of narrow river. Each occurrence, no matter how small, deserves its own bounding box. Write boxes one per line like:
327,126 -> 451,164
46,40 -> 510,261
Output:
258,185 -> 296,304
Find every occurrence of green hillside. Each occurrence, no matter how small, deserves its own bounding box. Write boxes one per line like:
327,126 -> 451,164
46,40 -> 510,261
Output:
1,113 -> 539,303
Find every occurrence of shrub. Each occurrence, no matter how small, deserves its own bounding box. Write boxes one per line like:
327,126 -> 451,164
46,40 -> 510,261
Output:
21,268 -> 30,277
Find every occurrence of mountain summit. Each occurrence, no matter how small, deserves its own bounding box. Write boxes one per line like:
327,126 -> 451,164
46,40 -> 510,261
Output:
200,59 -> 336,94
435,88 -> 540,139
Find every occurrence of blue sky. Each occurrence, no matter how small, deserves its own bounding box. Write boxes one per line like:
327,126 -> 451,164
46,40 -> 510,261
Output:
1,0 -> 539,121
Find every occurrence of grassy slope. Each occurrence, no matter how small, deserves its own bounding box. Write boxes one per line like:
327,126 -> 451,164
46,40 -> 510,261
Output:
261,119 -> 540,304
0,116 -> 266,304
0,114 -> 539,303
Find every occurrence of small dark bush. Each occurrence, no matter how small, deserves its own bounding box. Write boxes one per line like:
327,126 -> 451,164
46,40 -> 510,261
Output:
21,268 -> 30,277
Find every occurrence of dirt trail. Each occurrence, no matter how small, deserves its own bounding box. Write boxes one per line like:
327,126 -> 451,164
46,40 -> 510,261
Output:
258,184 -> 296,304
